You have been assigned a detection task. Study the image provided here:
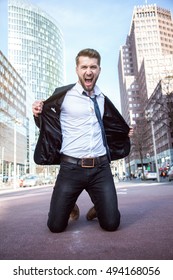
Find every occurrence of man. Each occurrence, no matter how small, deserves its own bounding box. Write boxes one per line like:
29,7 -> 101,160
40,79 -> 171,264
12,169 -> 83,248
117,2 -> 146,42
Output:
32,48 -> 132,233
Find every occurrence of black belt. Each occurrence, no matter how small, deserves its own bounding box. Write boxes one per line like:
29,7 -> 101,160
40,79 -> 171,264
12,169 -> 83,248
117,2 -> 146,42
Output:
61,154 -> 108,168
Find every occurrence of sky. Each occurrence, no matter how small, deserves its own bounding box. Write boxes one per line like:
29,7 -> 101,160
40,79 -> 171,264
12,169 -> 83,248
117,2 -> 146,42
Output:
0,0 -> 173,110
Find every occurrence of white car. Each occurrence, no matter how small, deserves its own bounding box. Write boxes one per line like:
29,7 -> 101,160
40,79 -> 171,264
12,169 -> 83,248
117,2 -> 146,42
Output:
141,171 -> 157,180
22,175 -> 42,187
43,176 -> 55,185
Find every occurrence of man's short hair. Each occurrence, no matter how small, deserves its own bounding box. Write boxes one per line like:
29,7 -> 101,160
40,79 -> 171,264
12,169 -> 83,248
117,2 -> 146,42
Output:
76,48 -> 101,66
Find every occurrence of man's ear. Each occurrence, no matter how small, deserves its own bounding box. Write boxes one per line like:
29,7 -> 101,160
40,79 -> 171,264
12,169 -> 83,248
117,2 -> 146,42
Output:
76,66 -> 78,75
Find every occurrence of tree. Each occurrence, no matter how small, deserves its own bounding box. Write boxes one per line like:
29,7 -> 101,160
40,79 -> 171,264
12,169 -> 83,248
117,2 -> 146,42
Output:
150,78 -> 173,131
130,115 -> 150,178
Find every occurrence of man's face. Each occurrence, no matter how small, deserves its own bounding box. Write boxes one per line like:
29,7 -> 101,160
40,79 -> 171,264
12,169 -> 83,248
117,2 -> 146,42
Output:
76,56 -> 101,93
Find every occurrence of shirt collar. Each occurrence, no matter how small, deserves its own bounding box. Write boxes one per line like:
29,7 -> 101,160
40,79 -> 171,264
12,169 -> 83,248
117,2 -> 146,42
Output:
74,82 -> 102,97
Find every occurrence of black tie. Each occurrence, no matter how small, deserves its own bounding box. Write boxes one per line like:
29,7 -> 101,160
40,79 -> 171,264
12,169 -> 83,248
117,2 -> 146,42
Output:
84,93 -> 111,162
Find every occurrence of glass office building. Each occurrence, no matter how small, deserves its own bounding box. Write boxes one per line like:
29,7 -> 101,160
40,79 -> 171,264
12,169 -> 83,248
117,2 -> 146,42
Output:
8,0 -> 64,172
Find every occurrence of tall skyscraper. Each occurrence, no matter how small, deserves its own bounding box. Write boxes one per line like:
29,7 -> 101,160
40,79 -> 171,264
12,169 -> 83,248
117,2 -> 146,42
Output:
118,4 -> 173,173
8,0 -> 64,172
119,4 -> 173,125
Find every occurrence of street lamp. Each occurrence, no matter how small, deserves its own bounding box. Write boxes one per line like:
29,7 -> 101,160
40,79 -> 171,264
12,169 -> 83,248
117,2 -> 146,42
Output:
13,118 -> 22,189
13,122 -> 17,189
150,120 -> 160,182
145,110 -> 160,182
0,147 -> 4,185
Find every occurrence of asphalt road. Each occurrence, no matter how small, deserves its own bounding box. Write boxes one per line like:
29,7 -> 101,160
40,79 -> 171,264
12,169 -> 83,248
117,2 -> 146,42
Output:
0,180 -> 173,260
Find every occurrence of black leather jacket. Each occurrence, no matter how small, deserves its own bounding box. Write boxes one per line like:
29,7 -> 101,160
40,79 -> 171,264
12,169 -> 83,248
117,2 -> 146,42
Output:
34,84 -> 130,165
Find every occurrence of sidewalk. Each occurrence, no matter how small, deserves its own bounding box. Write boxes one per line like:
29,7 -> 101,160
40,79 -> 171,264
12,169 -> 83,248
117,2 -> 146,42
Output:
0,177 -> 171,194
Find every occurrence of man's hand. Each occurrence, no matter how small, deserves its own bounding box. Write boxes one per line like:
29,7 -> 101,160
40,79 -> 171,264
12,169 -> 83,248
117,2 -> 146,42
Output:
32,100 -> 44,117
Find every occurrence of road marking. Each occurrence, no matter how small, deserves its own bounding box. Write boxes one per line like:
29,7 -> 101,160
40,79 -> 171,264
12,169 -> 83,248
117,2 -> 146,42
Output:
0,190 -> 51,202
117,188 -> 127,194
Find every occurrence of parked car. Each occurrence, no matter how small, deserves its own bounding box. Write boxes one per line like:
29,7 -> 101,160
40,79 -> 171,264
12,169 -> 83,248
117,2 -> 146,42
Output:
22,175 -> 42,187
141,171 -> 157,180
4,176 -> 24,186
43,176 -> 54,185
168,168 -> 173,182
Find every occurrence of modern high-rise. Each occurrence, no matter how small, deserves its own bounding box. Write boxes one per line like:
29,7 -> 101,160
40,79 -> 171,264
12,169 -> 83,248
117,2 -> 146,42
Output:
118,4 -> 173,174
8,0 -> 64,172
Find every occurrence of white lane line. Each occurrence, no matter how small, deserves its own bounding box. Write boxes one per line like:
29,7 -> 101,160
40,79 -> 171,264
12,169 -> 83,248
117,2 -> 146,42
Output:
0,190 -> 50,202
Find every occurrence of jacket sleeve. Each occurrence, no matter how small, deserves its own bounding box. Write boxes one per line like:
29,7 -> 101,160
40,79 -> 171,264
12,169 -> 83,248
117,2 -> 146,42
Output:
103,96 -> 131,160
34,115 -> 42,128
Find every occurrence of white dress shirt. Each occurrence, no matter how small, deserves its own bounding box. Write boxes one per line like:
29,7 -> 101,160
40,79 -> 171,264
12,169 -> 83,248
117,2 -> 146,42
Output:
60,82 -> 106,158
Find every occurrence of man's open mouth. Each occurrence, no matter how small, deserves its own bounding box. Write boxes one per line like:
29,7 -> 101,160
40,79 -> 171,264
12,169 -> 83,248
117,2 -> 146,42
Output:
85,78 -> 93,86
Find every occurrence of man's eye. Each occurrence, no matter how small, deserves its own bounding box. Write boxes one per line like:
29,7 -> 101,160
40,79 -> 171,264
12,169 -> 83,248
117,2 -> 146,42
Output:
91,66 -> 97,69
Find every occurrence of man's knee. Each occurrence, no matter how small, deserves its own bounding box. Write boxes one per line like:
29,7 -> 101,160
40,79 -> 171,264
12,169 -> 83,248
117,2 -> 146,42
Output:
100,220 -> 120,231
99,212 -> 121,231
47,220 -> 67,233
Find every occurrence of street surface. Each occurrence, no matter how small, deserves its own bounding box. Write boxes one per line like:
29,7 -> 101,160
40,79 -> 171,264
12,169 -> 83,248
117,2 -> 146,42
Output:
0,179 -> 173,260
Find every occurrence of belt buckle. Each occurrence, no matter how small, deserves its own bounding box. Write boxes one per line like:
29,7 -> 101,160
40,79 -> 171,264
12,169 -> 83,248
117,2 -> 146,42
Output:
81,158 -> 95,168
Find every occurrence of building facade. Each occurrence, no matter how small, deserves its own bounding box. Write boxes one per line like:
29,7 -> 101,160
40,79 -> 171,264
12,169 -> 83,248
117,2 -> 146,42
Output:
145,78 -> 173,171
118,4 -> 173,174
0,50 -> 27,181
8,0 -> 64,173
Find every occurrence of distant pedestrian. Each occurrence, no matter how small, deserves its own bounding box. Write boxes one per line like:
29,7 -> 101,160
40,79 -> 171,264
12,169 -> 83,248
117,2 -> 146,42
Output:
161,171 -> 166,178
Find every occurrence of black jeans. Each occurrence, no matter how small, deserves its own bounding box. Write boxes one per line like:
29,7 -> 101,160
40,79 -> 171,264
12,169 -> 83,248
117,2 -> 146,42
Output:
47,160 -> 120,232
